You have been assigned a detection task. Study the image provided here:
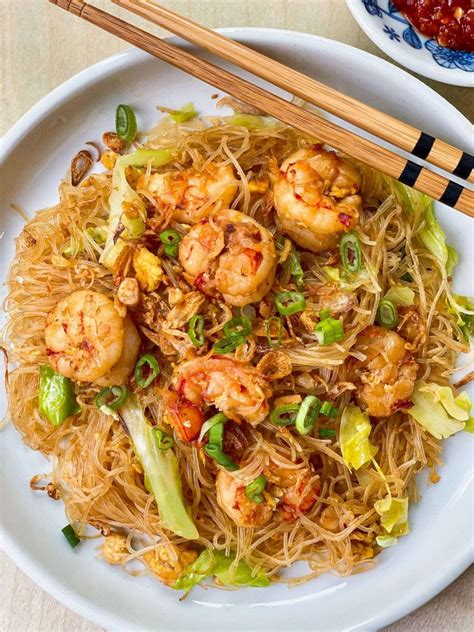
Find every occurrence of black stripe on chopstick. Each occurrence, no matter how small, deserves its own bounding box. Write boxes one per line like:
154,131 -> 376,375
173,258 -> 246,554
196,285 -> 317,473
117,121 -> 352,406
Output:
439,181 -> 463,208
411,132 -> 435,160
453,152 -> 474,180
398,161 -> 422,187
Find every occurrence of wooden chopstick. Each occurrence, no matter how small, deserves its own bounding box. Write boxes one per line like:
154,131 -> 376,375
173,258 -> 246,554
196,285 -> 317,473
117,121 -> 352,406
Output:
113,0 -> 474,185
48,0 -> 474,218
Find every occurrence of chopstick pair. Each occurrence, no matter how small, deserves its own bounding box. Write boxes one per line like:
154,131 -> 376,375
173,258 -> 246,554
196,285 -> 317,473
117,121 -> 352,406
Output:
49,0 -> 474,218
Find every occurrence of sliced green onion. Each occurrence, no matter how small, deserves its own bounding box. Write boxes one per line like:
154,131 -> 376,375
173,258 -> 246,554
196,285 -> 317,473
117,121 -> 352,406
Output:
320,401 -> 340,418
295,395 -> 321,435
319,308 -> 331,321
265,316 -> 283,349
160,229 -> 181,259
340,231 -> 362,273
212,333 -> 245,355
188,315 -> 205,347
164,244 -> 179,258
95,385 -> 129,411
319,428 -> 336,438
223,316 -> 253,338
152,427 -> 174,450
270,403 -> 300,426
115,104 -> 137,142
207,420 -> 225,448
314,318 -> 345,345
62,524 -> 80,549
289,246 -> 304,289
134,354 -> 160,388
275,291 -> 306,316
198,412 -> 228,443
160,228 -> 181,246
245,475 -> 267,504
204,444 -> 239,471
376,299 -> 399,329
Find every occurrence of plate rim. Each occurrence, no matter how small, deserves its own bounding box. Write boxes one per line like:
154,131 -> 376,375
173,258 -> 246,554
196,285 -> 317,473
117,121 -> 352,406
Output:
1,27 -> 473,631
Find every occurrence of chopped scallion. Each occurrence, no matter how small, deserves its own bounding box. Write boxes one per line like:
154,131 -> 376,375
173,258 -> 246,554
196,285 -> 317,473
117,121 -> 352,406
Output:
245,475 -> 267,504
115,104 -> 137,142
134,354 -> 160,388
62,524 -> 80,549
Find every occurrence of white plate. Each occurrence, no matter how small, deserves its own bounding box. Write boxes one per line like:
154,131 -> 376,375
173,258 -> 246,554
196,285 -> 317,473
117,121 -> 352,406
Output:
346,0 -> 474,87
1,29 -> 473,632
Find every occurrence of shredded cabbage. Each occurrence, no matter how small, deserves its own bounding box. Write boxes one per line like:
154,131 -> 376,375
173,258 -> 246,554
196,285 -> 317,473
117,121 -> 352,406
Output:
322,266 -> 375,291
374,496 -> 409,548
384,285 -> 415,306
168,102 -> 197,123
340,404 -> 378,470
101,149 -> 172,270
408,382 -> 468,439
173,549 -> 269,592
394,183 -> 458,275
120,396 -> 199,540
222,114 -> 270,128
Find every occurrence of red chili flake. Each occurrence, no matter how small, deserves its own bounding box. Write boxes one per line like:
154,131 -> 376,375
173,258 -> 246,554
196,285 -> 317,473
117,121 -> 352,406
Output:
338,213 -> 352,227
244,249 -> 263,273
396,399 -> 414,410
194,272 -> 207,291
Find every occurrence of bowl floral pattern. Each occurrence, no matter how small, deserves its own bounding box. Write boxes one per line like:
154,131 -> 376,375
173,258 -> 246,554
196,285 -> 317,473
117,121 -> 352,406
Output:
346,0 -> 474,85
362,0 -> 474,72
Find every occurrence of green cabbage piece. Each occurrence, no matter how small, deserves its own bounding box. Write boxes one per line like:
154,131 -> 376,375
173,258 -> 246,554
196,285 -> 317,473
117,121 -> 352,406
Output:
452,295 -> 474,342
408,382 -> 467,439
101,149 -> 172,270
374,496 -> 409,548
322,266 -> 374,291
120,395 -> 199,540
172,549 -> 270,593
223,114 -> 270,128
376,535 -> 398,548
340,404 -> 378,470
384,286 -> 415,307
394,182 -> 458,276
374,497 -> 409,536
168,102 -> 197,123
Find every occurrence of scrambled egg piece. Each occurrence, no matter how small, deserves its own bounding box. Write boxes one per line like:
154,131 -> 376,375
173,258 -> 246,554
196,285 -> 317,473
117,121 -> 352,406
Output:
143,544 -> 198,586
100,533 -> 128,565
133,247 -> 163,292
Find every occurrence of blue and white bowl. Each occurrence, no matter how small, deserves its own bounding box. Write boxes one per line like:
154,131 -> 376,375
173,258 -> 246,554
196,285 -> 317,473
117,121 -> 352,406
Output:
346,0 -> 474,86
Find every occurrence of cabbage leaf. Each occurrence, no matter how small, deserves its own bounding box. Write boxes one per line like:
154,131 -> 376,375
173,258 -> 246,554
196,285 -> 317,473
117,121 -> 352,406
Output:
120,395 -> 199,540
394,183 -> 458,275
340,404 -> 378,470
408,382 -> 467,439
384,286 -> 415,307
101,149 -> 172,271
374,496 -> 409,548
173,549 -> 269,593
168,102 -> 197,123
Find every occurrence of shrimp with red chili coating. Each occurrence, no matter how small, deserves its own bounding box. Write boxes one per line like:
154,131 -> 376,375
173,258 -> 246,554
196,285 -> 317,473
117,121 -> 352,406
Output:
137,162 -> 237,224
348,325 -> 419,417
171,356 -> 272,426
178,209 -> 276,306
270,146 -> 362,252
216,469 -> 274,528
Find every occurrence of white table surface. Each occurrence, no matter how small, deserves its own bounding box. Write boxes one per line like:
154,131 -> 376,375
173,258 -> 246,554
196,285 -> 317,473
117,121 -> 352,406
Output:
1,1 -> 472,631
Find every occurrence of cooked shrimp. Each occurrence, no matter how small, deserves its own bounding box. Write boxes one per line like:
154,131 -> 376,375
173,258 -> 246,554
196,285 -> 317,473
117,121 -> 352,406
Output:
268,465 -> 320,522
138,163 -> 237,224
270,146 -> 362,252
171,357 -> 271,425
45,290 -> 124,382
349,325 -> 419,417
216,469 -> 274,528
96,316 -> 141,387
179,209 -> 276,307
